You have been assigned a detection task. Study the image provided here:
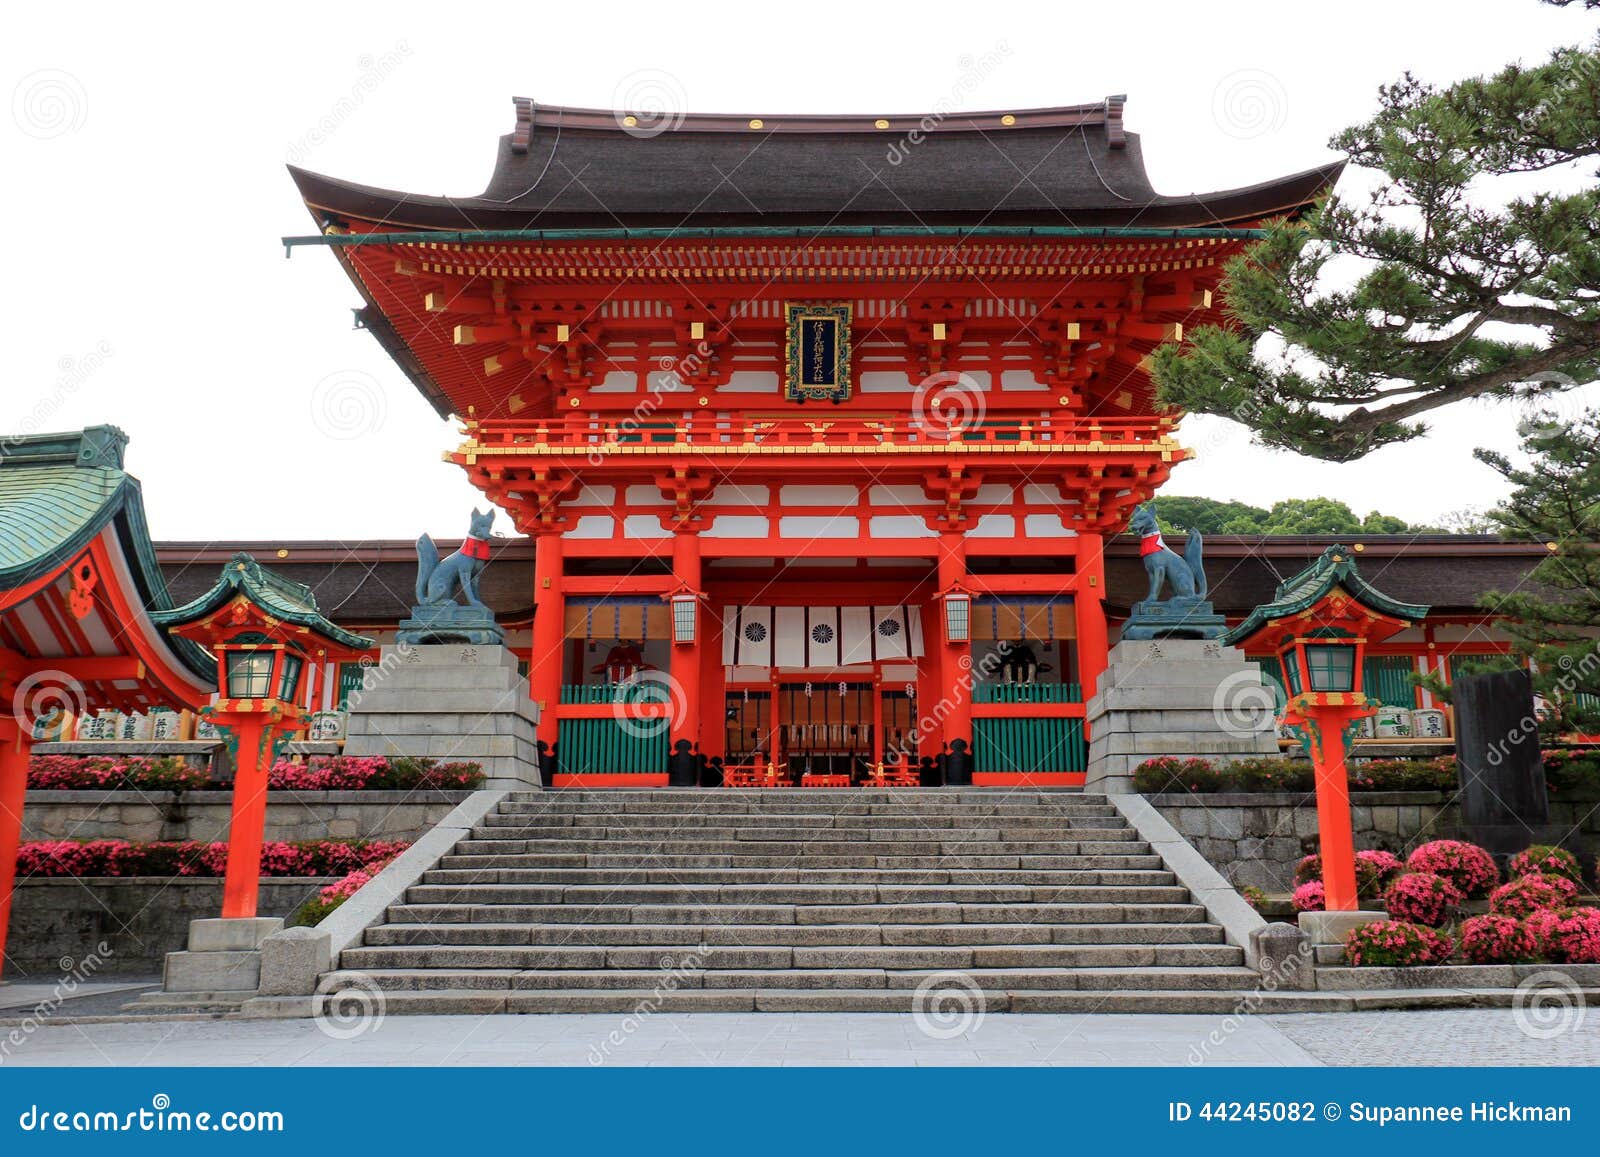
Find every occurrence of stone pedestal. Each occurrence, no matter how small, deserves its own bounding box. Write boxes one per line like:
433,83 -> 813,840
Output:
1085,639 -> 1279,794
343,644 -> 541,789
161,917 -> 282,993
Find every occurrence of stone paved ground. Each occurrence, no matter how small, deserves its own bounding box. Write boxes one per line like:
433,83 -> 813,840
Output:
0,1010 -> 1594,1066
1268,1009 -> 1600,1067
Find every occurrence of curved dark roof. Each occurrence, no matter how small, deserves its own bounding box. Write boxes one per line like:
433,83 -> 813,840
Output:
290,97 -> 1343,231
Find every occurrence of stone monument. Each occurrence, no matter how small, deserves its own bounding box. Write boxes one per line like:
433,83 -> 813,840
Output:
1455,668 -> 1548,852
1086,506 -> 1278,793
343,510 -> 540,788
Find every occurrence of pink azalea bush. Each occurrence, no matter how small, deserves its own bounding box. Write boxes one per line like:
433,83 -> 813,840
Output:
1345,920 -> 1454,967
1292,880 -> 1325,912
1545,908 -> 1600,964
1383,872 -> 1463,927
28,755 -> 210,792
1295,850 -> 1405,897
293,852 -> 403,926
1522,907 -> 1600,964
267,756 -> 485,791
15,839 -> 408,878
1405,839 -> 1499,899
1489,873 -> 1579,918
28,753 -> 483,792
1508,845 -> 1583,885
1459,914 -> 1539,964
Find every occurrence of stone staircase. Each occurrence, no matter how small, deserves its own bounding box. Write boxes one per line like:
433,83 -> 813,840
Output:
318,789 -> 1269,1013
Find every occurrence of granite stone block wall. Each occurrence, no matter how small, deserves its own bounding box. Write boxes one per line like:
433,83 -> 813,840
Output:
1147,791 -> 1600,891
19,790 -> 471,844
7,879 -> 333,978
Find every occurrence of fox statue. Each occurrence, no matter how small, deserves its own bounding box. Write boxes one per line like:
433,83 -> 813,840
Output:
1128,504 -> 1207,604
416,508 -> 495,608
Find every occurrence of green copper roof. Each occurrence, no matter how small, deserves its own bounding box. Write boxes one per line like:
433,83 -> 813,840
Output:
151,552 -> 374,652
0,425 -> 214,680
0,427 -> 131,587
1222,544 -> 1431,646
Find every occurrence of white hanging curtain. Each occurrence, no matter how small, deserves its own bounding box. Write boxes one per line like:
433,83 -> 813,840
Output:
724,604 -> 923,667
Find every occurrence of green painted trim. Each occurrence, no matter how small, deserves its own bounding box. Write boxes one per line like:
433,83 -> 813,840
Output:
0,425 -> 213,682
1222,544 -> 1431,646
284,224 -> 1268,253
151,552 -> 374,651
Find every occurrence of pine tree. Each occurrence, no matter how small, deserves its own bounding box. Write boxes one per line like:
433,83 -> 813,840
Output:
1470,410 -> 1600,729
1151,11 -> 1600,462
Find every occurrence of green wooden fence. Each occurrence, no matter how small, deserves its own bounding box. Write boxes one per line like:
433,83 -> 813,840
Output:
972,716 -> 1087,773
974,683 -> 1082,704
557,682 -> 670,774
1362,654 -> 1416,708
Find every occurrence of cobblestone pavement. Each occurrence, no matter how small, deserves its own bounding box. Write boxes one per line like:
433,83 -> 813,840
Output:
1266,1009 -> 1600,1067
0,1010 -> 1593,1066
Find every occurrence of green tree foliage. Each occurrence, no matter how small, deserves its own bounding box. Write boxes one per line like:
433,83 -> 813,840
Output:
1465,409 -> 1600,729
1151,17 -> 1600,462
1150,495 -> 1435,535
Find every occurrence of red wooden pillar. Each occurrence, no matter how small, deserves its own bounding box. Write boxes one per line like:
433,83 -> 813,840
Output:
530,531 -> 566,751
671,532 -> 702,754
0,718 -> 33,981
220,718 -> 270,919
937,532 -> 972,754
916,601 -> 942,763
1074,532 -> 1110,703
699,595 -> 726,762
1306,707 -> 1362,911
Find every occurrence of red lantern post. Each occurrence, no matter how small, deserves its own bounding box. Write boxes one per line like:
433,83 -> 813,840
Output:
1225,546 -> 1428,913
151,555 -> 373,920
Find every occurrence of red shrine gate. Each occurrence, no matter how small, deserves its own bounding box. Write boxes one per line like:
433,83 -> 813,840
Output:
289,96 -> 1338,786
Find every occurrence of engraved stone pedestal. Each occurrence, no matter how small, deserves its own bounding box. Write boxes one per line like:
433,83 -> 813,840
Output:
342,644 -> 541,789
1085,638 -> 1279,794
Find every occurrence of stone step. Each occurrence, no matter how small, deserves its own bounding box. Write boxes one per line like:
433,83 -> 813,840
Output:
382,901 -> 1212,926
449,839 -> 1152,858
503,790 -> 1106,804
416,868 -> 1178,887
472,824 -> 1141,842
401,883 -> 1194,906
436,852 -> 1167,871
494,802 -> 1120,818
361,920 -> 1225,948
481,812 -> 1118,829
319,972 -> 1306,1015
339,941 -> 1244,973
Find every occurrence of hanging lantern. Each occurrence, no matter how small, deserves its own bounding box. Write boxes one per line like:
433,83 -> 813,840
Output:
942,587 -> 972,645
670,592 -> 698,645
218,637 -> 305,704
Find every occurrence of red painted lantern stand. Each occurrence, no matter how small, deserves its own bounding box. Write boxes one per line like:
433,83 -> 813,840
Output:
211,697 -> 305,919
1279,694 -> 1373,911
1243,589 -> 1414,913
165,596 -> 362,920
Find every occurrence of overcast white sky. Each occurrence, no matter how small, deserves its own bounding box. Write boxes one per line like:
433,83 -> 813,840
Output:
4,0 -> 1596,543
